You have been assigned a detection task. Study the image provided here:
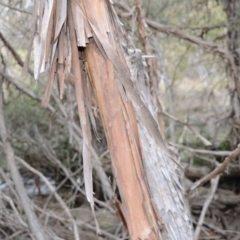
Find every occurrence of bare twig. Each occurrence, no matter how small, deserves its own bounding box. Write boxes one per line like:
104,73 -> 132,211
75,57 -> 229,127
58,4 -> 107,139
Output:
0,168 -> 20,202
15,156 -> 80,240
6,230 -> 26,240
163,111 -> 212,146
179,23 -> 226,31
192,218 -> 228,237
0,70 -> 113,202
33,204 -> 122,240
29,128 -> 114,212
172,143 -> 232,156
185,164 -> 240,179
190,144 -> 240,193
115,2 -> 228,57
0,70 -> 54,112
115,1 -> 240,98
1,193 -> 28,228
0,81 -> 46,240
0,2 -> 31,15
146,19 -> 228,56
194,175 -> 220,240
0,32 -> 33,76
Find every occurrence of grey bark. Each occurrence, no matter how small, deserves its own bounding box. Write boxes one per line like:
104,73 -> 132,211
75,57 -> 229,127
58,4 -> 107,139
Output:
222,0 -> 240,143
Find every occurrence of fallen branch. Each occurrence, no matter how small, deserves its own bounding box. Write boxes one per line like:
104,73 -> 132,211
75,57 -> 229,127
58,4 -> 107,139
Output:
173,143 -> 232,156
0,70 -> 113,202
33,203 -> 122,240
194,175 -> 220,240
30,129 -> 114,212
189,144 -> 240,193
0,2 -> 31,15
215,189 -> 240,205
1,193 -> 28,228
0,80 -> 46,240
0,167 -> 20,202
15,156 -> 80,240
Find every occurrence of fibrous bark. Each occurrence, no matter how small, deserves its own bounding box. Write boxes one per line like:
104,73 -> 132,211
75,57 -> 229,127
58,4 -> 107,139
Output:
24,1 -> 193,239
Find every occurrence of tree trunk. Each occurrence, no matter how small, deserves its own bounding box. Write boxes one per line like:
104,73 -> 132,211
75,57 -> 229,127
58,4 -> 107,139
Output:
27,0 -> 193,239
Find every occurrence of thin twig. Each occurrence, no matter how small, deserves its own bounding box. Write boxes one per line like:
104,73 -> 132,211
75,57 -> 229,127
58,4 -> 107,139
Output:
15,156 -> 80,240
115,2 -> 228,57
172,143 -> 232,156
194,175 -> 220,240
163,111 -> 212,146
0,32 -> 33,76
1,193 -> 28,228
0,81 -> 46,240
190,144 -> 240,193
146,19 -> 228,56
0,70 -> 54,112
0,70 -> 114,202
0,2 -> 31,15
33,204 -> 122,240
5,230 -> 26,240
0,168 -> 20,203
29,129 -> 114,212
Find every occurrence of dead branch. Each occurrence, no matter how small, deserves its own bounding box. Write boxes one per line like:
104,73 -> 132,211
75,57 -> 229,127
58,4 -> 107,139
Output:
33,203 -> 122,240
173,143 -> 232,156
0,70 -> 113,202
0,167 -> 20,202
146,19 -> 228,56
0,81 -> 46,240
15,156 -> 80,240
0,2 -> 31,15
189,144 -> 240,193
1,193 -> 28,228
214,189 -> 240,205
163,111 -> 212,146
0,70 -> 52,110
115,2 -> 228,57
194,175 -> 220,240
0,32 -> 33,76
31,129 -> 114,212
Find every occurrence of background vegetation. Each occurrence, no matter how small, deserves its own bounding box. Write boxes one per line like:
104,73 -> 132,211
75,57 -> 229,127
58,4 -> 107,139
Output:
0,0 -> 239,239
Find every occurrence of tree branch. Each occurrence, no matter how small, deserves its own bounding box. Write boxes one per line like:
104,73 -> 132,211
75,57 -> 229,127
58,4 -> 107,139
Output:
193,176 -> 220,240
0,31 -> 34,76
0,2 -> 31,15
115,2 -> 229,57
189,144 -> 240,193
0,80 -> 46,240
0,69 -> 113,206
173,143 -> 232,156
15,156 -> 80,240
